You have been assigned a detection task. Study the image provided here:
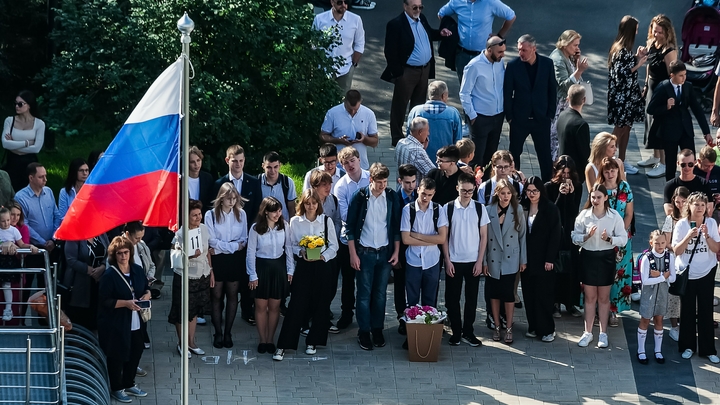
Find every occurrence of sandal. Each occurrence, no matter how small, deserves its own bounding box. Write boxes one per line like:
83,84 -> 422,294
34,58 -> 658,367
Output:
493,326 -> 501,341
504,327 -> 513,344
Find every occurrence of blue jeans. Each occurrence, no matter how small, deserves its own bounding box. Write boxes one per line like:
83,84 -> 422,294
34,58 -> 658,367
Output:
405,262 -> 441,308
355,246 -> 392,333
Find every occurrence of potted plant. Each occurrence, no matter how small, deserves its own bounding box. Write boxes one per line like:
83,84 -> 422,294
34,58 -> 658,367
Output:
298,235 -> 325,261
403,305 -> 446,362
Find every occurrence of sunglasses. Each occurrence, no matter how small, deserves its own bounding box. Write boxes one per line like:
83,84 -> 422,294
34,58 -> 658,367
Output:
680,162 -> 695,168
15,102 -> 26,108
488,39 -> 506,47
334,0 -> 348,4
411,5 -> 424,10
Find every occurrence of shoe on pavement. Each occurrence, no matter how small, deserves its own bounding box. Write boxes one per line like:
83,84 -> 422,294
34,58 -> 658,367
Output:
272,349 -> 285,361
597,332 -> 609,348
461,334 -> 482,347
300,328 -> 309,337
708,355 -> 720,364
125,386 -> 148,397
552,308 -> 561,318
111,390 -> 132,403
569,306 -> 583,317
196,316 -> 207,325
682,349 -> 694,359
352,0 -> 376,9
541,332 -> 556,342
448,334 -> 461,346
647,163 -> 666,178
609,313 -> 619,327
188,346 -> 205,355
631,292 -> 641,302
358,332 -> 373,350
578,332 -> 594,347
305,345 -> 317,355
136,367 -> 147,377
397,320 -> 407,335
669,327 -> 680,342
372,329 -> 386,347
328,324 -> 340,334
337,315 -> 353,329
177,345 -> 191,359
143,342 -> 151,350
525,330 -> 537,338
624,162 -> 639,175
637,156 -> 660,167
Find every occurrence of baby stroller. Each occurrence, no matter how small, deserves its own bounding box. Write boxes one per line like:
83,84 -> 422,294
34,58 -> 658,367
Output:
681,0 -> 720,111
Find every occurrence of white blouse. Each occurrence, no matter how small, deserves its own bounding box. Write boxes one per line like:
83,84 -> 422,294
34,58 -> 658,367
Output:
2,117 -> 45,154
246,222 -> 294,281
571,208 -> 628,251
288,214 -> 338,261
205,209 -> 248,254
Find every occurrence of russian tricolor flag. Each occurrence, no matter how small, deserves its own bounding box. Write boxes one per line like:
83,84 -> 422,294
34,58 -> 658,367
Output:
55,58 -> 183,241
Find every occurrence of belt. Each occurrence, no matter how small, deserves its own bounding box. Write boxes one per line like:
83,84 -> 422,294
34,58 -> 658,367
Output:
358,244 -> 389,253
405,61 -> 430,69
459,46 -> 481,56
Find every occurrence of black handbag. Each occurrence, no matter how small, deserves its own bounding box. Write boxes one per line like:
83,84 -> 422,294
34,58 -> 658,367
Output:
555,250 -> 573,274
669,225 -> 702,296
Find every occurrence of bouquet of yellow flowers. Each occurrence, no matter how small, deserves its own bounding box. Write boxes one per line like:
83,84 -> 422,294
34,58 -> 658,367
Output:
299,235 -> 325,250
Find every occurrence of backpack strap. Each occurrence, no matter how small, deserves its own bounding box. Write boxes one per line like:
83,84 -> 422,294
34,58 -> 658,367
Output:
447,203 -> 455,234
409,204 -> 416,232
483,180 -> 492,204
432,204 -> 439,233
474,201 -> 484,233
331,194 -> 338,209
278,173 -> 290,202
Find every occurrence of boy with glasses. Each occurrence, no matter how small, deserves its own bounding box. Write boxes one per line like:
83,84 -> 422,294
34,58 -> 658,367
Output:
663,149 -> 714,216
477,150 -> 523,204
303,143 -> 346,193
426,145 -> 467,204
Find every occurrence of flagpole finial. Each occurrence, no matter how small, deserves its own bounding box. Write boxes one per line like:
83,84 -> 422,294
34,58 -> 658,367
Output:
177,12 -> 195,36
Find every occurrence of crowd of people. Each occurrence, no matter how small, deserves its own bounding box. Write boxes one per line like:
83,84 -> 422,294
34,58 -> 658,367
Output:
3,1 -> 720,402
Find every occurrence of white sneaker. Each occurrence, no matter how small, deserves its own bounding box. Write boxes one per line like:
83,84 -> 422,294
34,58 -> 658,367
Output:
682,349 -> 694,359
305,345 -> 317,355
597,332 -> 609,348
637,156 -> 660,167
541,332 -> 556,342
196,316 -> 207,325
2,308 -> 12,321
631,292 -> 641,302
272,349 -> 285,361
647,163 -> 666,178
525,331 -> 537,338
708,355 -> 720,364
177,345 -> 191,359
624,162 -> 639,175
578,332 -> 593,347
669,327 -> 680,342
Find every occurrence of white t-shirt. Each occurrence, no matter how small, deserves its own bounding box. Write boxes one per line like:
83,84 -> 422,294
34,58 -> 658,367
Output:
188,176 -> 200,200
400,201 -> 448,269
672,217 -> 720,280
0,227 -> 22,244
445,199 -> 490,263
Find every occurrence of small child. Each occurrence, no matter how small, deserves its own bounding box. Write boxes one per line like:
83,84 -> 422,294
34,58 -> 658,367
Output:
0,207 -> 37,321
636,230 -> 676,364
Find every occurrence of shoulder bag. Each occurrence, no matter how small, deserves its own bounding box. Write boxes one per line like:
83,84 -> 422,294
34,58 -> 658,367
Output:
669,222 -> 703,296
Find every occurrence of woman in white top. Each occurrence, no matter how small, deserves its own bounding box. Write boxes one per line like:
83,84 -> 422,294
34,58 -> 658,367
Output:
2,90 -> 45,191
661,186 -> 689,340
572,184 -> 628,349
205,183 -> 248,349
59,158 -> 89,219
274,190 -> 338,361
169,200 -> 213,358
247,197 -> 294,355
671,192 -> 720,363
585,132 -> 626,191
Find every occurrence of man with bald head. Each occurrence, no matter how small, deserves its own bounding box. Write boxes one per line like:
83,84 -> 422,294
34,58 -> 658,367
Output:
459,36 -> 507,169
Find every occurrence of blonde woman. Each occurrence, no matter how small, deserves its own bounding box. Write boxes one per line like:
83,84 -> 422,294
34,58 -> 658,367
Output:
550,30 -> 589,160
585,132 -> 626,191
205,183 -> 248,349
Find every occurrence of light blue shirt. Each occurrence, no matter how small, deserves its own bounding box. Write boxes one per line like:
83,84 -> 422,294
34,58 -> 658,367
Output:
438,0 -> 515,52
320,103 -> 378,170
16,186 -> 62,245
406,101 -> 462,161
460,52 -> 505,119
405,13 -> 432,66
58,186 -> 78,220
260,173 -> 297,219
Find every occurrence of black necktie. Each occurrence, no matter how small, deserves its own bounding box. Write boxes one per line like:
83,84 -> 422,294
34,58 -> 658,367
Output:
676,85 -> 681,99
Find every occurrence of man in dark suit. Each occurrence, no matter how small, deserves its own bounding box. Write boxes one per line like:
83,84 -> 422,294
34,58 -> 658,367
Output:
557,84 -> 591,177
213,144 -> 262,229
504,34 -> 557,181
647,60 -> 712,181
381,0 -> 449,146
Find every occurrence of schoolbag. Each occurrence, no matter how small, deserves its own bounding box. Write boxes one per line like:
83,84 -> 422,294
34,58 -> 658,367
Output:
446,201 -> 484,234
409,203 -> 439,233
483,179 -> 521,203
278,173 -> 291,202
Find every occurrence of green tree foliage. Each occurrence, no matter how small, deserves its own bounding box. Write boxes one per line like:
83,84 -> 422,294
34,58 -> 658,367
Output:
43,0 -> 342,173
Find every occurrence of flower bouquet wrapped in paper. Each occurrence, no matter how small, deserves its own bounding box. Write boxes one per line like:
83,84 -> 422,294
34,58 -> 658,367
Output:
403,304 -> 446,325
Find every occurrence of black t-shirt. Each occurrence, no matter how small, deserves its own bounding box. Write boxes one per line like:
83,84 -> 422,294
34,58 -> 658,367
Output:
663,176 -> 712,204
693,166 -> 720,195
427,167 -> 464,205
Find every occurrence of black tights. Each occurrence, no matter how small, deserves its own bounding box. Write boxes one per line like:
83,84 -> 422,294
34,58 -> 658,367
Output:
212,281 -> 239,337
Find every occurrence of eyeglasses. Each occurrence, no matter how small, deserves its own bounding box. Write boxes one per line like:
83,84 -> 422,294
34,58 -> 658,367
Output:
459,188 -> 475,194
526,189 -> 540,195
14,102 -> 26,108
323,159 -> 337,166
436,159 -> 453,165
488,39 -> 506,47
494,164 -> 510,171
680,162 -> 695,168
411,5 -> 424,10
116,250 -> 131,256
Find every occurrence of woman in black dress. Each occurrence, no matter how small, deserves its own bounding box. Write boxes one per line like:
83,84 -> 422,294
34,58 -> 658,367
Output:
640,14 -> 678,177
607,15 -> 647,175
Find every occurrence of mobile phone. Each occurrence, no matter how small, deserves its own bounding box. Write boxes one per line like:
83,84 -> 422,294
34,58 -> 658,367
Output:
355,132 -> 362,140
136,300 -> 152,309
691,221 -> 697,228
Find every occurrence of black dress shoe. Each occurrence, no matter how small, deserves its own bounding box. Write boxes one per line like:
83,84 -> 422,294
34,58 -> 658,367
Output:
266,343 -> 276,353
637,353 -> 649,365
372,329 -> 386,347
515,302 -> 523,309
655,353 -> 665,364
223,335 -> 234,348
337,315 -> 353,329
397,320 -> 407,336
213,334 -> 223,349
257,343 -> 267,354
358,332 -> 373,350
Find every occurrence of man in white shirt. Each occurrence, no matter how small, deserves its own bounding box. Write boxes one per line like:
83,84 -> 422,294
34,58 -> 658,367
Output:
442,173 -> 489,347
460,36 -> 507,168
303,143 -> 346,193
346,163 -> 402,350
400,177 -> 448,309
312,0 -> 366,92
213,145 -> 262,231
319,90 -> 379,170
395,117 -> 436,180
260,151 -> 297,220
332,147 -> 370,329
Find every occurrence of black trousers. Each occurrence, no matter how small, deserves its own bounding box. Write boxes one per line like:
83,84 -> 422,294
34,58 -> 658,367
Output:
390,64 -> 431,145
509,117 -> 553,181
277,259 -> 332,350
679,267 -> 717,356
331,243 -> 356,319
107,329 -> 144,392
4,152 -> 37,192
237,250 -> 253,319
554,249 -> 581,310
469,113 -> 504,169
445,262 -> 480,336
663,136 -> 695,181
521,269 -> 556,337
393,244 -> 408,318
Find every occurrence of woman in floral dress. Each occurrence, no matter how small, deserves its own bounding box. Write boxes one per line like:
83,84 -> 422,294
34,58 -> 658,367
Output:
607,15 -> 647,175
596,157 -> 634,324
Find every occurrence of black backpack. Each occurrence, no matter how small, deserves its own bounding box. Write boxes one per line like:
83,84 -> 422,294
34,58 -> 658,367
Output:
446,201 -> 484,234
409,203 -> 440,233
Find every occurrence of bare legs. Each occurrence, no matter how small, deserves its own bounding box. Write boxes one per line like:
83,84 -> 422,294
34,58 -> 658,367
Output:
255,298 -> 281,344
174,317 -> 198,348
583,285 -> 611,333
613,125 -> 632,162
491,300 -> 515,329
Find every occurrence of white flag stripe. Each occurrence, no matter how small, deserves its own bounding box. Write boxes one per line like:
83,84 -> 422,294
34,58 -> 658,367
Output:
125,57 -> 184,125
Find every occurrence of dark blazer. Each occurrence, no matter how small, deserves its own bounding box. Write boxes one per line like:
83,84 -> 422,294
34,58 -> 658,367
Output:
97,263 -> 148,361
381,12 -> 442,83
503,54 -> 558,123
438,16 -> 459,71
557,108 -> 591,168
64,234 -> 109,308
197,171 -> 215,213
522,200 -> 561,272
646,79 -> 710,142
346,186 -> 402,246
213,173 -> 262,229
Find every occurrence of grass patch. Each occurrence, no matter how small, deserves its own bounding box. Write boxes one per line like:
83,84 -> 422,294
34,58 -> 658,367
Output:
281,161 -> 313,198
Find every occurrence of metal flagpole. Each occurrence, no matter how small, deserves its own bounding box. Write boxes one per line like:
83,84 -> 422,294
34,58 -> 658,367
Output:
177,12 -> 194,405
